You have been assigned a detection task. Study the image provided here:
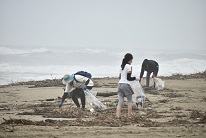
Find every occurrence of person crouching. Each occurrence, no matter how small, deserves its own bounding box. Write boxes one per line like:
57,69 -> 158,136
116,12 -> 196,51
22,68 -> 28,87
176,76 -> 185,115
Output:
58,73 -> 94,111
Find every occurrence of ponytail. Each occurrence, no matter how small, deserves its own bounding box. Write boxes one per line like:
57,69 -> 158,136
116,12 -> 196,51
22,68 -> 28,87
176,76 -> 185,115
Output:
121,58 -> 127,70
121,53 -> 133,70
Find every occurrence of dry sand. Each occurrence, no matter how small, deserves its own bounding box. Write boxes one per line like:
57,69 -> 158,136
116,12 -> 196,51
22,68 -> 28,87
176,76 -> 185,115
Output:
0,74 -> 206,138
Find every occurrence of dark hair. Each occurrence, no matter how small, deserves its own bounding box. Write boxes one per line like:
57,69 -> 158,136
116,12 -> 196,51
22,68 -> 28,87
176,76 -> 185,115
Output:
121,53 -> 133,70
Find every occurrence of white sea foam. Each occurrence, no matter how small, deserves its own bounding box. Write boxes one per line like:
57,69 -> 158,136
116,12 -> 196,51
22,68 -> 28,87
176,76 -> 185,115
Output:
0,63 -> 119,84
159,58 -> 206,76
0,46 -> 205,85
0,46 -> 49,55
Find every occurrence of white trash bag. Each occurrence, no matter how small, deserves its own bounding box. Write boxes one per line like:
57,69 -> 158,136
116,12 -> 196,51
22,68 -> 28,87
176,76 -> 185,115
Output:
153,77 -> 165,90
84,89 -> 107,112
131,81 -> 146,108
90,90 -> 97,97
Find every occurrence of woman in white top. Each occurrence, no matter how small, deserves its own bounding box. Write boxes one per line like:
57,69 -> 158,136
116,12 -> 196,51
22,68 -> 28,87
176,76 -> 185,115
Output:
116,53 -> 137,118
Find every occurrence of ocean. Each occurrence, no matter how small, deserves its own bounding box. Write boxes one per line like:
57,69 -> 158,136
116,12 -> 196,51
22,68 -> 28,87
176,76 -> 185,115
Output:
0,46 -> 206,85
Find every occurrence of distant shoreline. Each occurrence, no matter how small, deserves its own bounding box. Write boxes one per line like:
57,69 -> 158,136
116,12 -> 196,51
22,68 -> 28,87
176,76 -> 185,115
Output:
0,71 -> 205,88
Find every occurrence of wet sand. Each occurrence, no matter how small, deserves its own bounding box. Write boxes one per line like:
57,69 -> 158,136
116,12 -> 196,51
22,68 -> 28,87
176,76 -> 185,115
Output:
0,74 -> 206,138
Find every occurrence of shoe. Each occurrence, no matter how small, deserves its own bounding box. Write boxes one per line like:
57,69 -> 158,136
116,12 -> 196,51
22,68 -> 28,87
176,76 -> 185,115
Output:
81,108 -> 85,111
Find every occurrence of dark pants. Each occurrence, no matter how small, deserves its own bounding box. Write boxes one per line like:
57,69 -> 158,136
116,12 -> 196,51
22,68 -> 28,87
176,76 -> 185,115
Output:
71,88 -> 85,108
146,72 -> 151,87
146,72 -> 158,87
71,87 -> 93,109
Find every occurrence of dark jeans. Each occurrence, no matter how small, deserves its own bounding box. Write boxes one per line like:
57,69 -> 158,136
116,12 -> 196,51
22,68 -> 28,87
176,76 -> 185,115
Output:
71,88 -> 85,108
146,72 -> 158,87
71,86 -> 93,109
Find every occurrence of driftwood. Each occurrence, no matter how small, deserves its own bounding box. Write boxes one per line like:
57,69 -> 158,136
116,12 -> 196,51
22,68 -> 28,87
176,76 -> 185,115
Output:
64,92 -> 117,99
97,92 -> 117,97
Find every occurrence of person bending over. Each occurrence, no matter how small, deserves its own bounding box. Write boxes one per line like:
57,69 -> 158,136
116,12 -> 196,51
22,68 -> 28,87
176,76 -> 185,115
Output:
140,59 -> 159,87
59,72 -> 94,111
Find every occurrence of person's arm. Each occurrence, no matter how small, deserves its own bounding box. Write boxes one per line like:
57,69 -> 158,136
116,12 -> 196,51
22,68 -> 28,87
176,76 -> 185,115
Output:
119,69 -> 122,79
59,92 -> 68,107
126,65 -> 136,81
151,61 -> 158,77
127,72 -> 136,81
59,83 -> 73,107
152,67 -> 158,78
82,79 -> 90,90
85,79 -> 90,86
140,64 -> 145,78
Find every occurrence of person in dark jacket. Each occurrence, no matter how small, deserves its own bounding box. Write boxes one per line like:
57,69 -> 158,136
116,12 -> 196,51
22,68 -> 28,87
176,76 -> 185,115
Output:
139,59 -> 159,87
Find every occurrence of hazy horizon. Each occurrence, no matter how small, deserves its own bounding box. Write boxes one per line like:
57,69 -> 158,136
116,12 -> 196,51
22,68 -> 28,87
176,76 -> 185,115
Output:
0,0 -> 206,50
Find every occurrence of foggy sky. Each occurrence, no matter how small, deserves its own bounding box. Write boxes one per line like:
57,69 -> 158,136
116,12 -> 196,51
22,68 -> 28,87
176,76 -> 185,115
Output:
0,0 -> 205,50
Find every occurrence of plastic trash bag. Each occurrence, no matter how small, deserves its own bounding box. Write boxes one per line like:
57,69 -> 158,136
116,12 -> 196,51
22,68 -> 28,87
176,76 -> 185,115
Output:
131,81 -> 146,108
153,77 -> 165,90
89,90 -> 97,97
84,89 -> 107,112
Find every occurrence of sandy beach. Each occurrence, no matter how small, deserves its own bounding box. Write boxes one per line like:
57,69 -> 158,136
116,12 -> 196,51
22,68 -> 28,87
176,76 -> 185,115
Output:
0,72 -> 206,138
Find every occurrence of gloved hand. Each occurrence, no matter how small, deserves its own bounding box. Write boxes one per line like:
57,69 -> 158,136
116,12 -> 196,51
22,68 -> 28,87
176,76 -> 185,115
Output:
82,85 -> 87,90
152,74 -> 156,78
58,101 -> 63,108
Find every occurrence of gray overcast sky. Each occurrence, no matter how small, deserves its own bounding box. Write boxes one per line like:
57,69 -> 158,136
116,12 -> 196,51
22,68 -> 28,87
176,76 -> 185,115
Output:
0,0 -> 205,49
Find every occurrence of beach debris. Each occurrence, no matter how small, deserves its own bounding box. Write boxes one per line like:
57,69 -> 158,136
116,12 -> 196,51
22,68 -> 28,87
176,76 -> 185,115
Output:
1,113 -> 162,127
190,110 -> 204,119
162,93 -> 184,98
96,92 -> 117,97
199,113 -> 206,123
159,71 -> 206,80
168,118 -> 190,126
202,97 -> 206,102
0,107 -> 10,111
0,77 -> 118,88
153,77 -> 165,90
0,105 -> 10,111
170,106 -> 183,111
1,125 -> 14,132
158,99 -> 169,103
2,98 -> 206,127
189,110 -> 206,123
45,98 -> 55,101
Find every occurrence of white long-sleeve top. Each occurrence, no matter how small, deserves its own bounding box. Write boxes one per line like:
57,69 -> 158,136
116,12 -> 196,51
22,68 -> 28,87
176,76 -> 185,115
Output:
64,75 -> 94,93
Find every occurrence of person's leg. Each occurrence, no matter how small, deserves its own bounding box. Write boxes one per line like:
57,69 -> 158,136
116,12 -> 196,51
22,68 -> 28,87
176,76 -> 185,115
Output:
71,89 -> 80,108
116,94 -> 124,118
78,89 -> 86,109
146,72 -> 151,87
126,94 -> 133,118
154,65 -> 159,88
